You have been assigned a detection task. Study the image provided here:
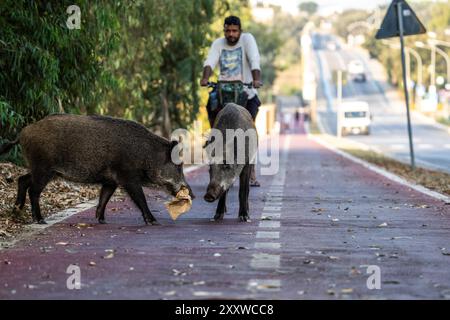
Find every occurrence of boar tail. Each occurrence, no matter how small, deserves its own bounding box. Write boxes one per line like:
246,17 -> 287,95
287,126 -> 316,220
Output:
0,137 -> 19,156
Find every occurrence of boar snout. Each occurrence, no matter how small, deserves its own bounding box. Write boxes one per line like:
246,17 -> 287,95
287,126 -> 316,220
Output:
204,183 -> 223,202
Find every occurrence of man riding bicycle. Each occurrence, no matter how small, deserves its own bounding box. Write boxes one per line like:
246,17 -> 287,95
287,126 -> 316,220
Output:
200,15 -> 262,186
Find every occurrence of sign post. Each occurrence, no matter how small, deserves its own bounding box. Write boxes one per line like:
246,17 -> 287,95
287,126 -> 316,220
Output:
375,0 -> 426,169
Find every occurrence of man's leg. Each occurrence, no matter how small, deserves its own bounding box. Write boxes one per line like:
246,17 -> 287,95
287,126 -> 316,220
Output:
245,96 -> 261,187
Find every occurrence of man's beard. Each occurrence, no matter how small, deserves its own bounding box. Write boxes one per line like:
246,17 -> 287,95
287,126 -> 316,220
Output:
226,35 -> 240,45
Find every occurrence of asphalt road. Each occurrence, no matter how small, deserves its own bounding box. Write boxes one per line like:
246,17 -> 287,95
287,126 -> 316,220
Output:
313,33 -> 450,173
1,119 -> 449,299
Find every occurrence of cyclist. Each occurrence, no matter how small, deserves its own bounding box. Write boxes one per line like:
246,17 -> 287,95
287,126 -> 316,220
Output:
200,15 -> 262,186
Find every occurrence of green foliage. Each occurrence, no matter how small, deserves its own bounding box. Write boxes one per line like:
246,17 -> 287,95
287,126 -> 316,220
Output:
299,2 -> 318,15
100,0 -> 216,136
0,0 -> 123,146
333,9 -> 370,39
247,23 -> 283,88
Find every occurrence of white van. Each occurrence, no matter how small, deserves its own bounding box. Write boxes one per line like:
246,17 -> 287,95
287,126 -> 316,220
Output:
339,101 -> 371,135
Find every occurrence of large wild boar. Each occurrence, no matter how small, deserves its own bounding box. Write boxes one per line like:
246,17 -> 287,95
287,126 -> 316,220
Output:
0,114 -> 194,225
204,103 -> 258,222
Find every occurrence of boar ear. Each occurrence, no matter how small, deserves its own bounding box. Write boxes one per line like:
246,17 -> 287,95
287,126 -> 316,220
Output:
169,140 -> 183,163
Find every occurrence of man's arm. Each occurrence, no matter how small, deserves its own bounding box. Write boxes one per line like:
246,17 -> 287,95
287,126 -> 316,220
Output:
246,34 -> 262,88
252,69 -> 262,88
200,66 -> 213,86
200,40 -> 221,86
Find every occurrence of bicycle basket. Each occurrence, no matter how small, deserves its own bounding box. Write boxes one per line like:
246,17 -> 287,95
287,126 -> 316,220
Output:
218,81 -> 248,107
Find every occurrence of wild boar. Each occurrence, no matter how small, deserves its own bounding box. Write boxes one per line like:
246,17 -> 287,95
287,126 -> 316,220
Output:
203,103 -> 258,222
0,114 -> 194,225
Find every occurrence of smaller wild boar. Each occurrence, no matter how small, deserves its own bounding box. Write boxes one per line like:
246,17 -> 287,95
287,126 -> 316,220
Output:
0,114 -> 194,225
204,103 -> 258,222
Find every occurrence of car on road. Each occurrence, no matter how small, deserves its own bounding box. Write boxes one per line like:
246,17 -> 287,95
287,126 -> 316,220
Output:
347,59 -> 366,82
339,101 -> 371,136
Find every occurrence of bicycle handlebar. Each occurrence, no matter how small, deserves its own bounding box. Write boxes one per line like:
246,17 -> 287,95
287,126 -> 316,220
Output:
206,81 -> 262,89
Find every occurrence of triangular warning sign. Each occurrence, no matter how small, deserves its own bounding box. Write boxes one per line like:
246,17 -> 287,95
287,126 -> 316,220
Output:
375,0 -> 426,39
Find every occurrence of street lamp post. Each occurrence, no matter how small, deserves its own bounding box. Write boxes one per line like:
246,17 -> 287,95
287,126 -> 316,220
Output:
416,40 -> 450,86
434,46 -> 450,84
405,47 -> 423,86
382,40 -> 423,87
429,39 -> 450,85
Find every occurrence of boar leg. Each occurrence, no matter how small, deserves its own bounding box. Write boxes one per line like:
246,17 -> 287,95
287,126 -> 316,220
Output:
96,183 -> 117,224
13,173 -> 32,211
28,170 -> 54,224
238,164 -> 251,222
123,183 -> 159,225
214,190 -> 228,221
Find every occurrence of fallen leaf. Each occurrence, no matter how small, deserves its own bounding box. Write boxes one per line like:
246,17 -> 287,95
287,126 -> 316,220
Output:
172,269 -> 182,276
341,288 -> 354,294
102,253 -> 114,259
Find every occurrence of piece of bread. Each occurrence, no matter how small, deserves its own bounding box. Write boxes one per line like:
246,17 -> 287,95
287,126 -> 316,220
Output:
165,187 -> 192,220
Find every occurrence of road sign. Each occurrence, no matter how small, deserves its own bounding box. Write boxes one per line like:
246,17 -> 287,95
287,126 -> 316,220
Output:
375,0 -> 426,39
375,0 -> 426,169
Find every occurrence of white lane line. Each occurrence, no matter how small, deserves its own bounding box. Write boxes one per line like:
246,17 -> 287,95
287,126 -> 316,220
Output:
250,253 -> 281,269
247,135 -> 289,295
248,279 -> 281,292
263,207 -> 282,212
259,221 -> 281,228
390,144 -> 407,150
256,231 -> 280,239
261,213 -> 281,219
266,197 -> 283,202
255,242 -> 281,249
264,202 -> 283,206
267,193 -> 284,197
417,144 -> 434,149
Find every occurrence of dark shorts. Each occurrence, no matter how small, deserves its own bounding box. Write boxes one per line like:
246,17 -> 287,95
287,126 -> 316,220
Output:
207,95 -> 262,127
